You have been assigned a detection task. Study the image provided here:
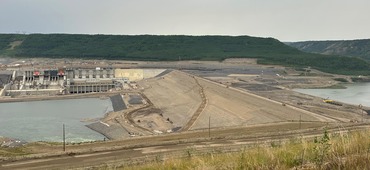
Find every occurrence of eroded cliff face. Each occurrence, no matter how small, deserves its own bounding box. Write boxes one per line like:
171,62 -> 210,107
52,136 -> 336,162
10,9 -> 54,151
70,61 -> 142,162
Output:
287,39 -> 370,60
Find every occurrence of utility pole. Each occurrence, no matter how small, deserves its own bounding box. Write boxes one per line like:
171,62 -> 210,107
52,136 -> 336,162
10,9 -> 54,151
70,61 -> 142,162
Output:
359,104 -> 363,123
178,56 -> 181,70
63,124 -> 66,152
299,114 -> 302,130
208,115 -> 211,138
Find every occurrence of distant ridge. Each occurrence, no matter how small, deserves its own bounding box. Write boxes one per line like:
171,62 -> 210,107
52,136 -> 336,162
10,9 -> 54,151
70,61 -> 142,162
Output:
1,34 -> 370,75
287,39 -> 370,60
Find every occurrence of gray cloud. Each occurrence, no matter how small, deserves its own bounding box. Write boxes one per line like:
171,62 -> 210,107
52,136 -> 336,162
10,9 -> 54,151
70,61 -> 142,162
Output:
0,0 -> 369,41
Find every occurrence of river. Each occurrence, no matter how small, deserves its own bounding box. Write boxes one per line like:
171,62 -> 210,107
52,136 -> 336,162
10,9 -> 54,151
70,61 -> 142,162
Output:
0,98 -> 113,142
295,83 -> 370,107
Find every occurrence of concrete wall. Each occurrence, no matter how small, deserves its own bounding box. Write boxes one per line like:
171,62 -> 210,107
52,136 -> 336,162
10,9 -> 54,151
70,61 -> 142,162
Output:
0,83 -> 11,96
115,69 -> 144,82
0,88 -> 5,96
5,89 -> 60,96
143,69 -> 166,79
115,69 -> 166,81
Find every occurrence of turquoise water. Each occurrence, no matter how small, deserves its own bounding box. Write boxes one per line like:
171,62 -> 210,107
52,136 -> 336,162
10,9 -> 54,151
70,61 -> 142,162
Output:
0,98 -> 113,142
295,83 -> 370,107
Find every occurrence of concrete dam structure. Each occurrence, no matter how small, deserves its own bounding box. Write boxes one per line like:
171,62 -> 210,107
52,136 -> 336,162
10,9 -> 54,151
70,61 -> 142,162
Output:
0,68 -> 167,97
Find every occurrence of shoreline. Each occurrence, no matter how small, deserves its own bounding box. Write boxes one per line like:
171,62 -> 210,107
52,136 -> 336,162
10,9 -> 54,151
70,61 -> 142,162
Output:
0,91 -> 122,103
0,92 -> 126,143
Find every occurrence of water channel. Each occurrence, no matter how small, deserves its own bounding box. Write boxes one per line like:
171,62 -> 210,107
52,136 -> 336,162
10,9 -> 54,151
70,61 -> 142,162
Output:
0,98 -> 113,142
295,83 -> 370,107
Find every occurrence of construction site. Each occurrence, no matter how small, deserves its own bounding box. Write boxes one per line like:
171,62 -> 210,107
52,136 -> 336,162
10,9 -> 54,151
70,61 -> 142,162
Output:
1,58 -> 369,169
1,58 -> 368,139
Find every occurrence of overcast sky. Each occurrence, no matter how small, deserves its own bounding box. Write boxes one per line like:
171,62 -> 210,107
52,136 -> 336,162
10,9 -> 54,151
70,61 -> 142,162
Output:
0,0 -> 369,41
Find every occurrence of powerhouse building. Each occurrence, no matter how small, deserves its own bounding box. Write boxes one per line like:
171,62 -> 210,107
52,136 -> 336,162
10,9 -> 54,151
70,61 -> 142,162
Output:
0,68 -> 166,96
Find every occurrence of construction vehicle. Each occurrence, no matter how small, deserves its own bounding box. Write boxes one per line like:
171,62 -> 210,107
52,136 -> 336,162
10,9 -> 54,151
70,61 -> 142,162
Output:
323,98 -> 343,106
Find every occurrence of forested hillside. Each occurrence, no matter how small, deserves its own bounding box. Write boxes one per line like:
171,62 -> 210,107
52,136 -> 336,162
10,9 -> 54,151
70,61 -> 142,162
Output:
1,34 -> 370,75
287,39 -> 370,60
1,34 -> 304,60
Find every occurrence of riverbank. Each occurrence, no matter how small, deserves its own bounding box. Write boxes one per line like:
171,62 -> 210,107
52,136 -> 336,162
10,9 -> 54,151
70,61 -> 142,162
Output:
0,91 -> 119,103
0,90 -> 143,142
294,82 -> 370,108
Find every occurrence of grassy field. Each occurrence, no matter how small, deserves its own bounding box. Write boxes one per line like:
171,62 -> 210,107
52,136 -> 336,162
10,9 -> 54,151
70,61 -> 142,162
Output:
116,130 -> 370,170
0,146 -> 31,158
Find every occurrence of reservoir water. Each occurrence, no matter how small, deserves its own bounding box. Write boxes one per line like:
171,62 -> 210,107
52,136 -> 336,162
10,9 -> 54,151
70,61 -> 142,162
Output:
295,83 -> 370,107
0,98 -> 113,142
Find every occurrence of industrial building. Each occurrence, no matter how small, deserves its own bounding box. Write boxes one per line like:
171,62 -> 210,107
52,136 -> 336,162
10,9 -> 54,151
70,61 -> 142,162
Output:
0,68 -> 166,97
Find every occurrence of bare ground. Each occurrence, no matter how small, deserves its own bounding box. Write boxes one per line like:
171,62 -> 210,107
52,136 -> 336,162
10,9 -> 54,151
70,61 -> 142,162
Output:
190,74 -> 332,130
130,70 -> 333,133
136,71 -> 202,130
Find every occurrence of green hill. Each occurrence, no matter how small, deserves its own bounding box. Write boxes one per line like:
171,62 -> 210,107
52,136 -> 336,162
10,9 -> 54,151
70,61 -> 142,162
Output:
1,34 -> 370,75
1,34 -> 305,60
287,39 -> 370,60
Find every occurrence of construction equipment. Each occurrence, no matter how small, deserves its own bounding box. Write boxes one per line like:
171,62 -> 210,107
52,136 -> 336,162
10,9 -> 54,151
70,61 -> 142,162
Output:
323,99 -> 343,106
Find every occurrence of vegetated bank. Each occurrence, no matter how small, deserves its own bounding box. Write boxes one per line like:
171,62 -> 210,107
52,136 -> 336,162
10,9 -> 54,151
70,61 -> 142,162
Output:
286,39 -> 370,60
1,34 -> 370,75
115,130 -> 370,170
